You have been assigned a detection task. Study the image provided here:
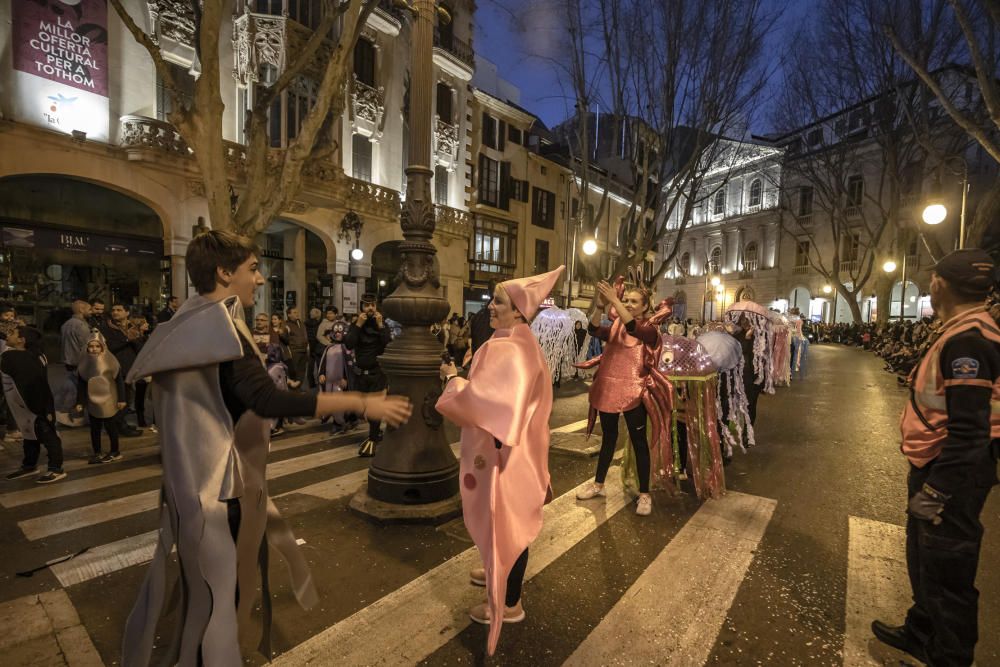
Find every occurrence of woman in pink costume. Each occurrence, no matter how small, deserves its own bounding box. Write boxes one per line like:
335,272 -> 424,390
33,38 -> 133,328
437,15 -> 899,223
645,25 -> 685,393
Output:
436,265 -> 564,656
576,279 -> 670,516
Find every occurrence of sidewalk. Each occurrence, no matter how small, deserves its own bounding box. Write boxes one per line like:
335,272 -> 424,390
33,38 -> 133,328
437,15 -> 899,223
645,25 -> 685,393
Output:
0,591 -> 103,667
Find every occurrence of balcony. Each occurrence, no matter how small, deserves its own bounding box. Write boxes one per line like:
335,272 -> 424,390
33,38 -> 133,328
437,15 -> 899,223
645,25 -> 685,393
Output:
839,259 -> 859,274
120,115 -> 191,160
351,76 -> 386,138
232,12 -> 330,88
433,117 -> 460,166
117,115 -> 400,218
435,204 -> 472,241
369,0 -> 403,35
433,30 -> 475,81
793,265 -> 810,275
845,204 -> 862,218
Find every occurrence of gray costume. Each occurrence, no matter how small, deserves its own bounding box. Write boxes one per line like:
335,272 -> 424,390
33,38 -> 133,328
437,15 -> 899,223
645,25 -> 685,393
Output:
121,296 -> 316,666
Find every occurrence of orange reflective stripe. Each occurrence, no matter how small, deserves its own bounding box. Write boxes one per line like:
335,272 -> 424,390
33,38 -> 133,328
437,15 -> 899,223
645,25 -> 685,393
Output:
942,378 -> 993,389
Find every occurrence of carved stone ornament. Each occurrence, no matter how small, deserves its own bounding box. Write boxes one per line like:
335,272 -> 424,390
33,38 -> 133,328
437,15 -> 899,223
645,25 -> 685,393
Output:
148,0 -> 195,46
396,241 -> 441,290
186,178 -> 206,198
232,12 -> 287,87
286,200 -> 310,214
433,117 -> 459,164
351,75 -> 386,135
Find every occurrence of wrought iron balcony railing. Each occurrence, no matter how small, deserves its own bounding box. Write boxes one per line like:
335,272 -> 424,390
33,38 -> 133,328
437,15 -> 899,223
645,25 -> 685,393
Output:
433,30 -> 475,69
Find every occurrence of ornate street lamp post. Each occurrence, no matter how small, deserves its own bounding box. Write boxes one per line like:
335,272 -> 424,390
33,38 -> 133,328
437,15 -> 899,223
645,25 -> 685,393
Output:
350,0 -> 459,520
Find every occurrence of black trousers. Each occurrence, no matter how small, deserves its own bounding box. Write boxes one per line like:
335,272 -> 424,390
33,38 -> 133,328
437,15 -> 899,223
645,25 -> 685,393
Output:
135,380 -> 149,427
90,416 -> 120,455
595,405 -> 651,493
905,463 -> 993,666
355,367 -> 388,441
505,548 -> 529,607
22,438 -> 64,472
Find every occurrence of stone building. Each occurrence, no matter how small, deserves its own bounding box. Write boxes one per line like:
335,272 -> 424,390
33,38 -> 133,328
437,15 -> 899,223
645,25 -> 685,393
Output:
0,0 -> 477,357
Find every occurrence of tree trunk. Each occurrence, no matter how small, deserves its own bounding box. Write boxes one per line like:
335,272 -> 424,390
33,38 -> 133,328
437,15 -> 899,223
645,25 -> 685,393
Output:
967,173 -> 1000,252
874,274 -> 893,325
836,284 -> 864,323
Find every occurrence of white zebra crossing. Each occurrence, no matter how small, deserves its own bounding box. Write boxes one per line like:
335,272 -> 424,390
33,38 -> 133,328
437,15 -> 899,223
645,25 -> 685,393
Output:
271,468 -> 633,666
565,491 -> 777,666
843,516 -> 912,666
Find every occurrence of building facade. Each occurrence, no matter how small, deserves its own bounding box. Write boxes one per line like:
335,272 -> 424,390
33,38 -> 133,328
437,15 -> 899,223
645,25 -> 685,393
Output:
0,0 -> 478,358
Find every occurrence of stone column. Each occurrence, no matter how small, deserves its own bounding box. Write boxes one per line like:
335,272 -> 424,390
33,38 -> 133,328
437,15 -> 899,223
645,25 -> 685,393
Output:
283,228 -> 306,309
170,254 -> 188,302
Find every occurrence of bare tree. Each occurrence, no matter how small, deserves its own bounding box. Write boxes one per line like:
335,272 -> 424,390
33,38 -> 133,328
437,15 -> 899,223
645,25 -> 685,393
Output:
109,0 -> 378,234
772,0 -> 966,323
887,0 -> 1000,248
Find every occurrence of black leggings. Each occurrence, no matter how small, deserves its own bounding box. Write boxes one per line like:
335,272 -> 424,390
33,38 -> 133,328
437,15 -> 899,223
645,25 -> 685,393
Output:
505,548 -> 529,607
90,416 -> 119,455
595,406 -> 651,493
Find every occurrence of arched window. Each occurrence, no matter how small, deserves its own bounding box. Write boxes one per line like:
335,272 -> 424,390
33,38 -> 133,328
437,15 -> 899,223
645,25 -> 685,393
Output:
749,178 -> 762,207
743,242 -> 758,271
713,188 -> 726,216
679,252 -> 691,276
709,246 -> 722,274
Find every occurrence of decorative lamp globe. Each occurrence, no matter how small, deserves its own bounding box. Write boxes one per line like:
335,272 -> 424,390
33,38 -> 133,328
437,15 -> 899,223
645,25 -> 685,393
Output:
351,247 -> 364,261
710,276 -> 721,287
822,285 -> 833,294
922,203 -> 947,225
582,239 -> 598,256
882,260 -> 897,273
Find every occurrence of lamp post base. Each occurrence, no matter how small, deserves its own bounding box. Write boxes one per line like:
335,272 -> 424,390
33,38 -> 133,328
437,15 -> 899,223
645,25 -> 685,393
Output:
349,480 -> 463,525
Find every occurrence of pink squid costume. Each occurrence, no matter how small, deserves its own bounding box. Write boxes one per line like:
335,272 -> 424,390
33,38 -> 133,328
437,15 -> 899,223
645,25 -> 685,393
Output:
435,265 -> 564,656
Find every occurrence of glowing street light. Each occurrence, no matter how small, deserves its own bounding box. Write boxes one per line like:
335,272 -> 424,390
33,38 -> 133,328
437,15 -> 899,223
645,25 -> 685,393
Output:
710,275 -> 721,287
378,279 -> 387,287
922,203 -> 947,226
582,238 -> 598,256
351,247 -> 364,261
823,284 -> 833,294
882,259 -> 897,273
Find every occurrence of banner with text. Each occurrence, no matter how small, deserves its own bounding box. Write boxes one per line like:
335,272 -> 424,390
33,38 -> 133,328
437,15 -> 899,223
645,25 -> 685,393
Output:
14,0 -> 109,96
12,0 -> 110,141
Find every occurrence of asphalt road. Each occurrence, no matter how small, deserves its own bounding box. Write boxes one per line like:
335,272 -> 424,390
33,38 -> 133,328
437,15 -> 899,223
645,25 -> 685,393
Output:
0,344 -> 996,666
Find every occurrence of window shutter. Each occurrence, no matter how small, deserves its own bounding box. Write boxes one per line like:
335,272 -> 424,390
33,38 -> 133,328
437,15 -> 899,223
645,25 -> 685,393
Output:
498,121 -> 507,151
477,153 -> 487,203
499,161 -> 511,210
546,191 -> 556,227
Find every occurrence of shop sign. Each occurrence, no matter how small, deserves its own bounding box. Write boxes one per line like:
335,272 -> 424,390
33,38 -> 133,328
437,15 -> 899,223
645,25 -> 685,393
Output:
1,226 -> 161,257
342,282 -> 359,314
11,0 -> 110,141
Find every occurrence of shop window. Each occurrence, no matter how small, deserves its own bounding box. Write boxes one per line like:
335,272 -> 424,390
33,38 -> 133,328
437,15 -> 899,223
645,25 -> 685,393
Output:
353,134 -> 373,182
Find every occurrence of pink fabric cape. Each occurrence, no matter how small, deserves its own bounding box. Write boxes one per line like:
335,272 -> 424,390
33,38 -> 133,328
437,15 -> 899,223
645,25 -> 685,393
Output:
435,323 -> 552,655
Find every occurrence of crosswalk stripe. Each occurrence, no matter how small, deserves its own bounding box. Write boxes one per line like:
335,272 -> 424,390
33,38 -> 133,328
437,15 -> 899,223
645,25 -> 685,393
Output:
0,430 -> 340,508
565,491 -> 777,667
271,468 -> 631,666
843,516 -> 910,666
47,445 -> 466,587
551,418 -> 590,434
18,444 -> 365,540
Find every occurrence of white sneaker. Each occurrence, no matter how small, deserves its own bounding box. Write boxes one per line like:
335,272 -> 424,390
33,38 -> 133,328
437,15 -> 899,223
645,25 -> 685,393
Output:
636,494 -> 652,516
576,482 -> 606,500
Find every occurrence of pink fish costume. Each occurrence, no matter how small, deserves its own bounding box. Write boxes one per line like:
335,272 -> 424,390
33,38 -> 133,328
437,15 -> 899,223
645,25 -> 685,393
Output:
435,265 -> 564,656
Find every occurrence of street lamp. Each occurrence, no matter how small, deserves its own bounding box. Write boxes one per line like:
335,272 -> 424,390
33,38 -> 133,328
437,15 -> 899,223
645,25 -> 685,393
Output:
921,203 -> 946,225
582,238 -> 598,256
822,284 -> 833,294
350,247 -> 364,261
710,275 -> 721,287
352,0 -> 459,520
882,260 -> 897,273
922,155 -> 969,249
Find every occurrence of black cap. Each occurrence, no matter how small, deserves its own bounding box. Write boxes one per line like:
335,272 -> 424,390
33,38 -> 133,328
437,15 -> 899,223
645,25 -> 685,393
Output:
932,249 -> 995,297
360,293 -> 377,304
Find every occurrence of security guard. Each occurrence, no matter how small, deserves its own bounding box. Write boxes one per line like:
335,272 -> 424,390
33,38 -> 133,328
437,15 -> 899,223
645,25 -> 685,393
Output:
872,249 -> 999,666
